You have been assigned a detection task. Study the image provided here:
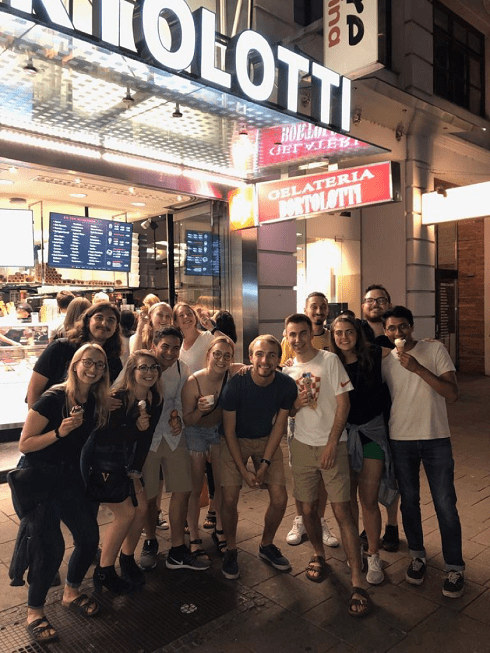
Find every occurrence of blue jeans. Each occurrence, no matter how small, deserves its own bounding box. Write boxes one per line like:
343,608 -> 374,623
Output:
390,438 -> 464,571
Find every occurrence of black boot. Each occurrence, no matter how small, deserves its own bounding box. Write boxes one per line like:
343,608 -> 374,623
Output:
119,552 -> 145,586
93,565 -> 133,594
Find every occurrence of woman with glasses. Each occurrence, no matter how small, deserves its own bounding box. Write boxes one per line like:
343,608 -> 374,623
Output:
27,302 -> 123,408
182,337 -> 242,558
130,301 -> 173,354
15,344 -> 110,643
89,350 -> 163,594
330,315 -> 396,586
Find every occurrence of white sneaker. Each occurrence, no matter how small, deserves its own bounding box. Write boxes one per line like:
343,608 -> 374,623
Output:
286,516 -> 306,545
366,552 -> 384,585
321,518 -> 339,547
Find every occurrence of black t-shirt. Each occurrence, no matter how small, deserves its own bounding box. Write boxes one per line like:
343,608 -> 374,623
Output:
33,338 -> 122,389
25,388 -> 97,467
345,345 -> 389,427
92,389 -> 163,472
221,370 -> 297,439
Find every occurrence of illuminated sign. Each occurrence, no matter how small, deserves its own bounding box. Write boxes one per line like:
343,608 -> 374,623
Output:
5,0 -> 351,132
256,161 -> 400,223
422,181 -> 490,224
229,186 -> 256,231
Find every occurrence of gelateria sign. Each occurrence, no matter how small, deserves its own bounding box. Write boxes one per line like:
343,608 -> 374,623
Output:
256,161 -> 400,223
5,0 -> 351,132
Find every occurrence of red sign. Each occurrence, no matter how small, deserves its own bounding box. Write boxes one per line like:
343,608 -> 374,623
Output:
257,162 -> 397,223
257,124 -> 371,169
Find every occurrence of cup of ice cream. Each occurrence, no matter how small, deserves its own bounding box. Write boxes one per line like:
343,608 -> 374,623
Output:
202,395 -> 215,408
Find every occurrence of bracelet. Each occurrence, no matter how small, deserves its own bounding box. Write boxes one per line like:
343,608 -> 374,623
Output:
54,427 -> 61,439
260,458 -> 271,466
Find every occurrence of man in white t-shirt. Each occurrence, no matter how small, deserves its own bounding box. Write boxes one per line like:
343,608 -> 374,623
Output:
382,306 -> 464,599
283,313 -> 370,617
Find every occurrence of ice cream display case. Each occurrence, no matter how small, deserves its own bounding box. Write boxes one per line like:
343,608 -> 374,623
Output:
0,324 -> 49,430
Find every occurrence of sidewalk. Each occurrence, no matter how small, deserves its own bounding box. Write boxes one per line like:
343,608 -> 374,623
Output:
0,373 -> 489,653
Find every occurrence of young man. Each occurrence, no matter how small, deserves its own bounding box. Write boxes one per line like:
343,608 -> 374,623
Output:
281,292 -> 339,548
360,284 -> 400,552
140,327 -> 210,572
283,314 -> 370,617
220,335 -> 297,580
382,306 -> 464,598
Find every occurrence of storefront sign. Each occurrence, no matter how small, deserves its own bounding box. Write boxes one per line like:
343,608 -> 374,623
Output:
4,0 -> 351,132
257,161 -> 399,223
324,0 -> 382,78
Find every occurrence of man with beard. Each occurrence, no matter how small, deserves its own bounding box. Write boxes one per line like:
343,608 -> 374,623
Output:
220,335 -> 297,580
281,292 -> 339,549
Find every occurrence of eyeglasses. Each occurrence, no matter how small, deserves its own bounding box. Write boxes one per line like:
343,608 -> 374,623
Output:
362,297 -> 389,306
212,351 -> 232,361
80,358 -> 106,371
385,323 -> 411,333
92,314 -> 117,325
136,364 -> 161,372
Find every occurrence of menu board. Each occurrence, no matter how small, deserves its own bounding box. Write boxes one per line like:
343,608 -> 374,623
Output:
48,213 -> 133,271
185,230 -> 220,277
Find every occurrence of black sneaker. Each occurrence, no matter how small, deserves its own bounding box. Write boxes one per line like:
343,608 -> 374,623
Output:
259,543 -> 291,571
442,571 -> 464,598
359,530 -> 368,552
166,545 -> 210,570
405,558 -> 426,585
382,525 -> 399,552
222,549 -> 240,579
140,538 -> 158,571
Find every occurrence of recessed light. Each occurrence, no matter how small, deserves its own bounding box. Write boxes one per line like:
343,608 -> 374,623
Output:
74,178 -> 81,184
8,166 -> 18,174
176,195 -> 183,201
129,187 -> 135,194
131,202 -> 145,207
0,179 -> 14,185
70,192 -> 87,198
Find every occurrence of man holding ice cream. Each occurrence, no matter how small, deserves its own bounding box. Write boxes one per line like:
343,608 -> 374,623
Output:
381,305 -> 465,599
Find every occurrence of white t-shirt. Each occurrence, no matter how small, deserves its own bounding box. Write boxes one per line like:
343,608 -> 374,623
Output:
150,359 -> 190,452
282,349 -> 353,446
179,331 -> 215,375
382,340 -> 455,441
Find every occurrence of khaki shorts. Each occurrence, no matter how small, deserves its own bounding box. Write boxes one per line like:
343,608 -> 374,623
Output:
290,438 -> 350,503
220,436 -> 285,487
142,436 -> 192,499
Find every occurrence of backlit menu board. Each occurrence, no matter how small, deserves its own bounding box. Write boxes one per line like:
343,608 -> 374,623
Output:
48,213 -> 133,271
185,230 -> 220,277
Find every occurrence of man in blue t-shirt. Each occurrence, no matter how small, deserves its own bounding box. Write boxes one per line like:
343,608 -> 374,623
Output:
220,335 -> 297,580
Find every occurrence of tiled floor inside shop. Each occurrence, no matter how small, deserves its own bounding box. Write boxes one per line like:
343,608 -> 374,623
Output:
0,373 -> 489,653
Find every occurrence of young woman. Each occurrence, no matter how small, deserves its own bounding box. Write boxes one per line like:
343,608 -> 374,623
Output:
27,301 -> 122,408
130,301 -> 173,354
182,337 -> 242,557
174,302 -> 226,374
16,343 -> 110,643
330,315 -> 396,586
52,297 -> 91,340
90,350 -> 163,593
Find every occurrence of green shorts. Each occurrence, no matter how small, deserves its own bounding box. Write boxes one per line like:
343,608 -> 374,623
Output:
362,440 -> 384,461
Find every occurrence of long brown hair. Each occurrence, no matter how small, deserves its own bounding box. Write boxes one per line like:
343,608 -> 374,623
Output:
173,302 -> 198,333
112,349 -> 163,409
66,301 -> 122,358
330,315 -> 374,373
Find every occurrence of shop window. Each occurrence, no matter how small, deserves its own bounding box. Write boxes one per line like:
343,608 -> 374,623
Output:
433,1 -> 485,116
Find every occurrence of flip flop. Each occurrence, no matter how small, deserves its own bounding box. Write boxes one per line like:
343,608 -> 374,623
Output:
62,593 -> 100,618
305,555 -> 327,583
348,586 -> 371,617
27,617 -> 59,642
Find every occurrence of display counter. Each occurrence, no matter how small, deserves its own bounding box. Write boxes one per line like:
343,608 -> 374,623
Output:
0,324 -> 49,429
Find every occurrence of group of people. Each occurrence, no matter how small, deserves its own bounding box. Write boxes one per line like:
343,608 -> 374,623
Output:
8,285 -> 465,642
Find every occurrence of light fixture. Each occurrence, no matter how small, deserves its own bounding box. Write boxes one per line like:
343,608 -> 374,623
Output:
141,218 -> 158,230
352,107 -> 362,125
172,103 -> 183,118
122,86 -> 135,109
0,179 -> 14,185
129,186 -> 135,194
8,166 -> 18,174
70,193 -> 87,198
436,186 -> 447,197
23,56 -> 38,75
395,123 -> 404,141
238,123 -> 248,136
131,202 -> 145,207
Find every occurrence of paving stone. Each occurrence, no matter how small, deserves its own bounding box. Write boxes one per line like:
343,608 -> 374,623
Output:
0,518 -> 19,544
471,525 -> 490,546
461,588 -> 490,626
367,582 -> 439,631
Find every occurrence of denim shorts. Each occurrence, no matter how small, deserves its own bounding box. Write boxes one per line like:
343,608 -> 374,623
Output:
185,424 -> 220,453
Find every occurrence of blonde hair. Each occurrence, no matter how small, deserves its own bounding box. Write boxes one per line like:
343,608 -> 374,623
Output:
112,349 -> 163,409
173,302 -> 198,331
143,293 -> 160,309
140,302 -> 173,350
62,343 -> 110,427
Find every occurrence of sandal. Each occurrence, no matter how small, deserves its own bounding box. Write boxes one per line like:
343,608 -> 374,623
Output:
305,555 -> 327,583
62,593 -> 100,618
26,617 -> 58,643
190,539 -> 211,561
203,510 -> 217,529
348,586 -> 371,618
211,529 -> 227,556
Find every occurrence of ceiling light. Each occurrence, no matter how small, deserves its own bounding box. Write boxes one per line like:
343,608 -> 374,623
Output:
129,187 -> 135,194
23,57 -> 38,75
74,178 -> 81,184
176,195 -> 183,201
172,103 -> 183,118
70,192 -> 87,198
122,86 -> 135,109
131,202 -> 145,207
0,179 -> 14,185
8,166 -> 18,174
